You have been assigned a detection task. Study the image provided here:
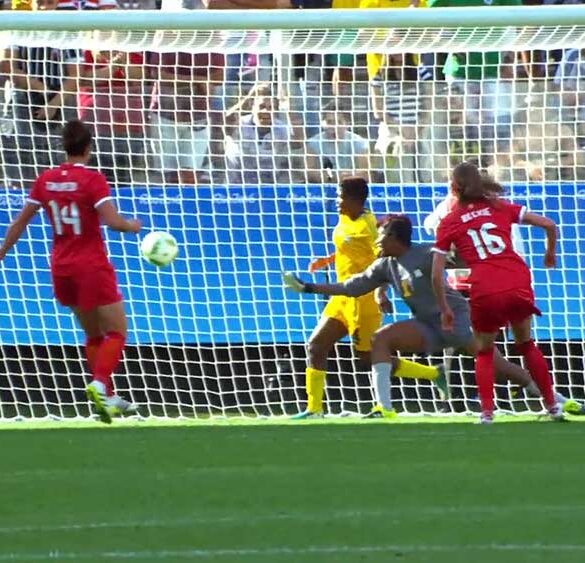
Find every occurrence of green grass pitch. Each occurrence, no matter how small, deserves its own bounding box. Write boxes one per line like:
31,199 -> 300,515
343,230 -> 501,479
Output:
1,417 -> 584,562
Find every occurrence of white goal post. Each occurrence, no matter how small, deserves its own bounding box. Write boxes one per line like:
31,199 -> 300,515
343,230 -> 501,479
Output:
0,5 -> 584,420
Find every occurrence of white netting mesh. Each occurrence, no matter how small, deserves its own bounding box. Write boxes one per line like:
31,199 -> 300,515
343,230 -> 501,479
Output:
1,15 -> 584,420
3,26 -> 585,54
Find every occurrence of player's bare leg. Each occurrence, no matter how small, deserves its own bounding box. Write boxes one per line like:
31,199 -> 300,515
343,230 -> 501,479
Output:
366,320 -> 447,418
72,306 -> 103,374
473,331 -> 499,424
293,317 -> 348,419
511,316 -> 564,421
463,339 -> 581,413
77,301 -> 134,423
74,307 -> 112,423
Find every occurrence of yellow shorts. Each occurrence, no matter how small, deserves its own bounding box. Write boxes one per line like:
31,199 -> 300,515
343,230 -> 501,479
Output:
323,293 -> 382,352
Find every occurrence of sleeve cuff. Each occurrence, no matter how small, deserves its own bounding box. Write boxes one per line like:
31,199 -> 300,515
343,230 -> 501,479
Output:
518,205 -> 527,223
431,247 -> 449,255
27,198 -> 41,205
94,196 -> 113,209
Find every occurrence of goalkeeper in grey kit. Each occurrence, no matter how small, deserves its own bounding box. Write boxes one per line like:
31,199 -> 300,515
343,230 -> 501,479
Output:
284,214 -> 583,416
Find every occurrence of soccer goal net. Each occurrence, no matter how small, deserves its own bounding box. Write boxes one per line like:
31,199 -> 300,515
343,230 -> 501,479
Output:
0,6 -> 584,420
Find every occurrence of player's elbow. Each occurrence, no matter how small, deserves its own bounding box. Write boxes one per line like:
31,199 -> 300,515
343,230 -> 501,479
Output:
342,283 -> 367,298
543,217 -> 557,232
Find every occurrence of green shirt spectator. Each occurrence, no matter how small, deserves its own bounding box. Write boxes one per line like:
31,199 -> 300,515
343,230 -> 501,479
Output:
428,0 -> 522,80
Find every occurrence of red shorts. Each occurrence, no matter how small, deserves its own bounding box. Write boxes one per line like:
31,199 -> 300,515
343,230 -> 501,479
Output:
471,288 -> 541,333
52,265 -> 123,312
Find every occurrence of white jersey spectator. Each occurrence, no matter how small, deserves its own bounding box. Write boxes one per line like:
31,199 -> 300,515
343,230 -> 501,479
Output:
226,85 -> 297,185
306,109 -> 370,183
57,0 -> 118,8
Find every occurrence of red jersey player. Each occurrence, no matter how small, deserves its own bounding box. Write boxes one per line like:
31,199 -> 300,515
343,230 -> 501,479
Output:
431,162 -> 562,424
0,120 -> 141,424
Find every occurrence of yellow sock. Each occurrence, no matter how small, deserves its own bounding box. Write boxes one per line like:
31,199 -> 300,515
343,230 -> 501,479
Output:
394,359 -> 439,381
306,367 -> 326,413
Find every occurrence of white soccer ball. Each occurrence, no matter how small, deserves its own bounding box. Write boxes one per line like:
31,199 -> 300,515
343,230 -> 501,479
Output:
141,231 -> 179,267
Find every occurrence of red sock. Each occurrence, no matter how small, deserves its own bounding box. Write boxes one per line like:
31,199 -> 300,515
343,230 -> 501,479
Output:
93,331 -> 126,397
475,348 -> 495,415
85,336 -> 104,375
517,340 -> 555,409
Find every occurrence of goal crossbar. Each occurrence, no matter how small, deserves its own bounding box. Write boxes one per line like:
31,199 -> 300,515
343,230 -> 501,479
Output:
3,6 -> 585,54
1,5 -> 585,32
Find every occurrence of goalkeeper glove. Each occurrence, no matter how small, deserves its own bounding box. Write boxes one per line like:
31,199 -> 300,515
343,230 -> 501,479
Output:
283,272 -> 315,293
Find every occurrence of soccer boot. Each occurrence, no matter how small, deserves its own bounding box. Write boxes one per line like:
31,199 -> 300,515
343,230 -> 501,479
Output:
86,380 -> 113,425
434,364 -> 450,401
106,395 -> 138,417
363,404 -> 397,420
291,410 -> 324,420
562,399 -> 585,416
548,404 -> 568,422
478,412 -> 494,425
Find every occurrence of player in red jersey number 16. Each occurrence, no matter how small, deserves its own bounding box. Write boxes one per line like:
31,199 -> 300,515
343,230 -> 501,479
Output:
0,120 -> 142,424
431,162 -> 563,424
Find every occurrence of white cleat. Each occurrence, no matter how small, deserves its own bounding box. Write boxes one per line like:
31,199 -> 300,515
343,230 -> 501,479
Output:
106,395 -> 139,417
548,404 -> 567,423
478,412 -> 494,425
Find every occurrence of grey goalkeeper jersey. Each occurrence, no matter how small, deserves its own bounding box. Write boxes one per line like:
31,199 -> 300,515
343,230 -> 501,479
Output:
333,243 -> 469,321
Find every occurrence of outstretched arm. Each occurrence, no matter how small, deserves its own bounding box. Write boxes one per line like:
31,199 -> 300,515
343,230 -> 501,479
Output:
284,260 -> 389,298
97,201 -> 142,234
522,212 -> 557,268
309,253 -> 335,273
0,202 -> 40,261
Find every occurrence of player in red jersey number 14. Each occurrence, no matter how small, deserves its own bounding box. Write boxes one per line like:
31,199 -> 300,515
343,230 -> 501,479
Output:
0,120 -> 142,424
432,162 -> 563,424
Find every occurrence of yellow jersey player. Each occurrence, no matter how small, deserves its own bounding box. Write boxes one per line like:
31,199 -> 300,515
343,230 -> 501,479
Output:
292,177 -> 447,419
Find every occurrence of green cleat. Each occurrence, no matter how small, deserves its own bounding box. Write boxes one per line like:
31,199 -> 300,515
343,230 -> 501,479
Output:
291,410 -> 324,420
563,399 -> 585,416
86,381 -> 113,425
434,364 -> 450,401
363,404 -> 397,420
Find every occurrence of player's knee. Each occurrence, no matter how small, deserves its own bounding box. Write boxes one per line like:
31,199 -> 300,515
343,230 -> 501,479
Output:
306,338 -> 327,365
371,330 -> 395,353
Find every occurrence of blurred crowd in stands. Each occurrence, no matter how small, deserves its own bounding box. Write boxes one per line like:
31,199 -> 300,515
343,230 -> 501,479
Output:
1,0 -> 585,187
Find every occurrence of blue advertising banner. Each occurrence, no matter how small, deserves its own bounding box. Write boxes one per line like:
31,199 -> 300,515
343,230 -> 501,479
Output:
0,183 -> 583,345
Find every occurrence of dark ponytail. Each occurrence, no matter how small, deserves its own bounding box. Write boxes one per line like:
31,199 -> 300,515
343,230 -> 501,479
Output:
452,162 -> 503,204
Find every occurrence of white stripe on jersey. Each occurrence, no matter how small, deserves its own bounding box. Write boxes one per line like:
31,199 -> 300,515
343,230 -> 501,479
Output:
94,196 -> 113,209
431,247 -> 448,255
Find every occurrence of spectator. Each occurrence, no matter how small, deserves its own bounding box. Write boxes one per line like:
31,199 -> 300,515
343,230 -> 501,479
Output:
78,47 -> 147,185
306,108 -> 370,182
148,49 -> 224,185
160,0 -> 290,8
372,52 -> 423,183
364,0 -> 424,125
521,1 -> 584,80
57,0 -> 118,8
4,0 -> 82,184
288,0 -> 332,139
328,1 -> 360,113
225,83 -> 302,184
554,47 -> 585,147
509,102 -> 585,181
203,0 -> 292,166
428,0 -> 523,171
